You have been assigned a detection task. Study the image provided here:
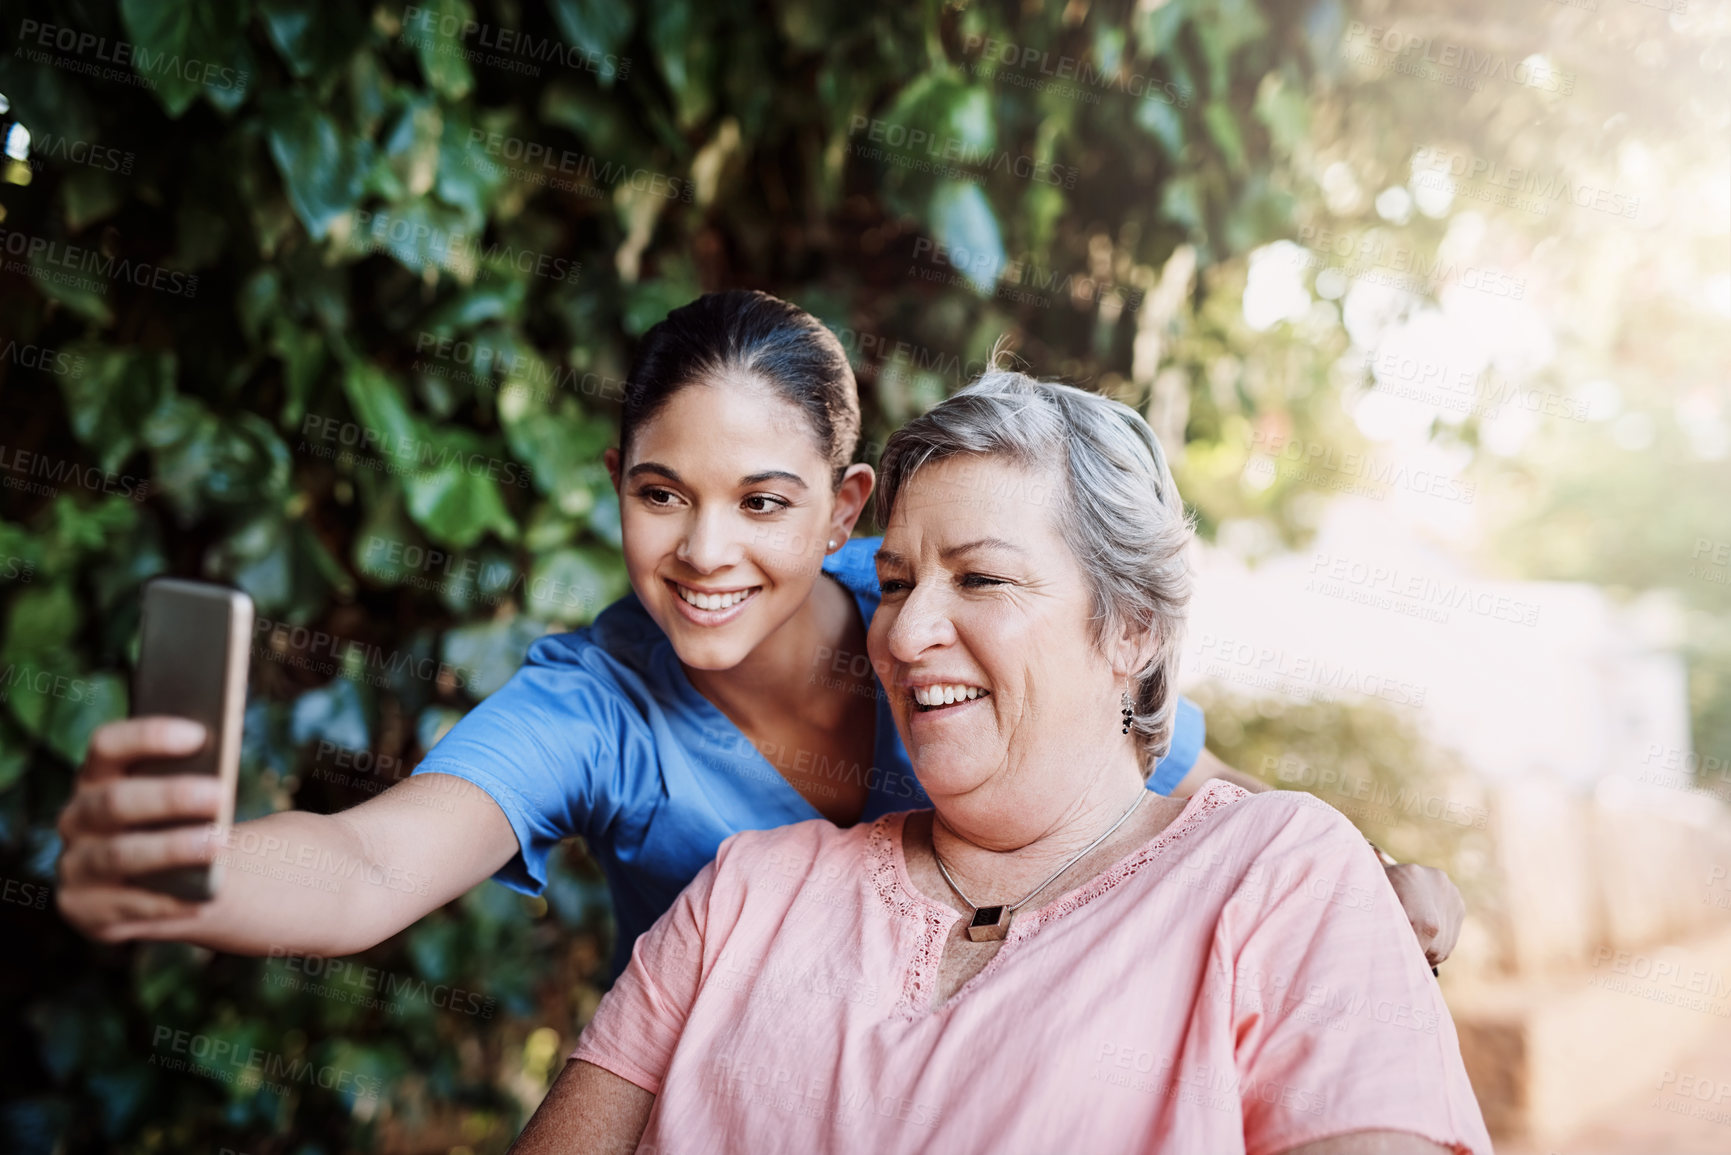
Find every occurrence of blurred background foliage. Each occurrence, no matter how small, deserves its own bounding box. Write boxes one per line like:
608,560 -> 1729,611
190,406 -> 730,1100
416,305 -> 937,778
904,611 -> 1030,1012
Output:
0,0 -> 1724,1150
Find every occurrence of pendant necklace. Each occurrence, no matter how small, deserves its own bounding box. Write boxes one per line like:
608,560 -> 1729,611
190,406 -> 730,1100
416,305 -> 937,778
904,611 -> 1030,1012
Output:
932,788 -> 1147,942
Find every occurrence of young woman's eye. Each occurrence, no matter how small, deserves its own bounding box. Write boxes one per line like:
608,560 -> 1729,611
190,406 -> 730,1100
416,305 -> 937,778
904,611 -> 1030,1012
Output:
742,494 -> 790,514
635,486 -> 679,507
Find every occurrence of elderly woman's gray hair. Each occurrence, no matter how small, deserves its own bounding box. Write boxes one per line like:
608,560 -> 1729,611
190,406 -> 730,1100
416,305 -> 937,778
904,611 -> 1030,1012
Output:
874,369 -> 1194,773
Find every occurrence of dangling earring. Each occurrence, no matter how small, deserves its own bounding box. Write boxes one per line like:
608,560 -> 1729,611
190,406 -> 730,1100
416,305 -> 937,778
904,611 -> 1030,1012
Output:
1120,688 -> 1134,735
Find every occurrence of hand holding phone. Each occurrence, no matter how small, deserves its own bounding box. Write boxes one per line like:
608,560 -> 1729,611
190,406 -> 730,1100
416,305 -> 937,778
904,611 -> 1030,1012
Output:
54,581 -> 252,938
125,579 -> 253,900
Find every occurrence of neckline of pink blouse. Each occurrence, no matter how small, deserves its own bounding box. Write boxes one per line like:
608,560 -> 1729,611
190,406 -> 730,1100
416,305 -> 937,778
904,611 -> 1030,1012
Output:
866,779 -> 1249,1019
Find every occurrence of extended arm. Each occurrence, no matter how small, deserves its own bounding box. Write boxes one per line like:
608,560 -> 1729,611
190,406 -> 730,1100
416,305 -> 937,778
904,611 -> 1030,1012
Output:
1170,748 -> 1463,966
56,717 -> 519,956
509,1059 -> 656,1155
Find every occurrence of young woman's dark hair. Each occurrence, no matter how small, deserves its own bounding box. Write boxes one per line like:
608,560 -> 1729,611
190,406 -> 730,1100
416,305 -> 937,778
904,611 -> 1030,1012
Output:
621,290 -> 862,488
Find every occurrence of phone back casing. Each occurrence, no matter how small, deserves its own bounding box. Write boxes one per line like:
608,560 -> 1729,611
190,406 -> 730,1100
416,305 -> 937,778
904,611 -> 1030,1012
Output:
130,578 -> 253,901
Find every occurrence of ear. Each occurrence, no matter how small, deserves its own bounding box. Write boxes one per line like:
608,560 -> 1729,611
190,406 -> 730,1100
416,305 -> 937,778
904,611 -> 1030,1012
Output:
604,447 -> 622,496
827,463 -> 876,547
1107,618 -> 1161,683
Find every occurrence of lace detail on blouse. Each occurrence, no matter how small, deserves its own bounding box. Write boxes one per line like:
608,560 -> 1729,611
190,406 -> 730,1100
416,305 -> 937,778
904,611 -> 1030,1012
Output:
866,813 -> 952,1020
864,783 -> 1249,1020
1019,780 -> 1248,934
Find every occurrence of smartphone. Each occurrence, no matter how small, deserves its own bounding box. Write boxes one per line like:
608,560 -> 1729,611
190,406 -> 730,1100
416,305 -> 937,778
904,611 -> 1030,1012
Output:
128,578 -> 254,901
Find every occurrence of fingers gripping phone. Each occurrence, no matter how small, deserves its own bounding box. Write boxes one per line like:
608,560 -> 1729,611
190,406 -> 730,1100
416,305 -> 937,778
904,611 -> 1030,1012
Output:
129,578 -> 254,901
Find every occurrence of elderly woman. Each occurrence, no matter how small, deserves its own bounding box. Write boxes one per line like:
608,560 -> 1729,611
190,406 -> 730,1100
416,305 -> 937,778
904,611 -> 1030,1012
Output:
511,372 -> 1492,1155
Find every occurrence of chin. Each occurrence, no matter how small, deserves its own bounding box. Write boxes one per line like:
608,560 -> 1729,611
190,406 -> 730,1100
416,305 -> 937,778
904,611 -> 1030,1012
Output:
669,636 -> 754,671
902,745 -> 997,800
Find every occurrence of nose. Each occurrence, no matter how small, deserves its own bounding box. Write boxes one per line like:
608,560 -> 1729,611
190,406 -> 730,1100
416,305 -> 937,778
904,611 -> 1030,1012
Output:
881,576 -> 958,664
676,508 -> 744,574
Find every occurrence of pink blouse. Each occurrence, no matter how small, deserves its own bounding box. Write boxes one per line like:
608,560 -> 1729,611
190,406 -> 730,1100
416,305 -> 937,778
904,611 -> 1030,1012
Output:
572,780 -> 1493,1154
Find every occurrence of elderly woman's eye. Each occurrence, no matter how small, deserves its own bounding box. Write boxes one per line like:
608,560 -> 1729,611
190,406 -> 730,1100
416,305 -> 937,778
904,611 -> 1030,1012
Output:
879,578 -> 910,594
961,574 -> 1005,587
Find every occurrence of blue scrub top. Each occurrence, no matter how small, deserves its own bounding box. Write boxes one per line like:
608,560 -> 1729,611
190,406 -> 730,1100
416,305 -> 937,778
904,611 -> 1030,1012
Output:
411,536 -> 1206,975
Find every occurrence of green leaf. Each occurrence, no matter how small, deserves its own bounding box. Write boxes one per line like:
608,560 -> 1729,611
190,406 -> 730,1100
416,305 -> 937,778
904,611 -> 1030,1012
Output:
0,745 -> 27,792
346,46 -> 397,139
0,52 -> 101,143
1160,173 -> 1206,235
202,37 -> 256,115
145,404 -> 292,517
587,490 -> 622,549
400,429 -> 520,549
927,181 -> 1004,296
57,348 -> 176,474
351,492 -> 420,588
0,583 -> 81,741
262,95 -> 371,242
402,466 -> 516,549
62,169 -> 124,232
1203,99 -> 1248,175
503,405 -> 607,515
528,547 -> 621,624
290,678 -> 370,751
405,0 -> 476,100
424,282 -> 526,332
881,74 -> 996,159
28,248 -> 112,325
1135,95 -> 1185,158
1254,71 -> 1309,158
2,583 -> 79,660
434,112 -> 506,224
339,362 -> 421,460
268,316 -> 327,430
237,270 -> 280,345
259,0 -> 362,79
45,672 -> 126,766
622,259 -> 700,336
441,616 -> 548,698
647,0 -> 714,129
549,0 -> 636,82
345,197 -> 475,281
540,83 -> 638,159
118,0 -> 253,119
217,515 -> 349,614
373,96 -> 444,203
238,145 -> 302,258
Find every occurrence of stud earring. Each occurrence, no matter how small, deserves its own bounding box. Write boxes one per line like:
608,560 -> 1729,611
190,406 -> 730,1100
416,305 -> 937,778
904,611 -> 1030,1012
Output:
828,539 -> 837,550
1120,689 -> 1134,735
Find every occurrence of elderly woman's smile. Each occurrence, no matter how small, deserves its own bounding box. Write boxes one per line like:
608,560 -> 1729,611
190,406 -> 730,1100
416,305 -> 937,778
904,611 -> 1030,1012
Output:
867,453 -> 1142,833
908,682 -> 991,711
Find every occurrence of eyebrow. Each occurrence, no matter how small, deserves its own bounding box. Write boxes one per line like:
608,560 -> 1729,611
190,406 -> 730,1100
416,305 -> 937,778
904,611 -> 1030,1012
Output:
874,538 -> 1025,568
626,462 -> 808,490
740,470 -> 808,489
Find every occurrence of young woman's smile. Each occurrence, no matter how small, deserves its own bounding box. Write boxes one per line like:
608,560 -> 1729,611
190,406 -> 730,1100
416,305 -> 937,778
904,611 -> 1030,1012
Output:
666,579 -> 764,623
607,375 -> 862,671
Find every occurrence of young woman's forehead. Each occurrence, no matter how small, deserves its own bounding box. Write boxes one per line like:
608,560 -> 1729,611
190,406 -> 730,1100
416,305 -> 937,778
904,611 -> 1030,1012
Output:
630,387 -> 814,450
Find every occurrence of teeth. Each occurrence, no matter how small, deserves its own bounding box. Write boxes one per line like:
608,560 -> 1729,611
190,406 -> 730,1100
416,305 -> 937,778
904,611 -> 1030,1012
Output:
912,684 -> 989,707
676,584 -> 756,611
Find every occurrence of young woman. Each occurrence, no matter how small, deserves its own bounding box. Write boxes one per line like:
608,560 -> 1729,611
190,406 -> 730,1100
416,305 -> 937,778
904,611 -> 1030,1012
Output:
54,291 -> 1461,976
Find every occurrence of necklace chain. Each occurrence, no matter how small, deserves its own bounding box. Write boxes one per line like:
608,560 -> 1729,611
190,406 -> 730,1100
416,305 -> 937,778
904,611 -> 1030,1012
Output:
932,788 -> 1148,917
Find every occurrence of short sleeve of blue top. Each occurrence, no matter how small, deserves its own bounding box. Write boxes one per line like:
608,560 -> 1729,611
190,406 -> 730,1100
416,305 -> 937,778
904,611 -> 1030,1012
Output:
411,536 -> 1208,975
